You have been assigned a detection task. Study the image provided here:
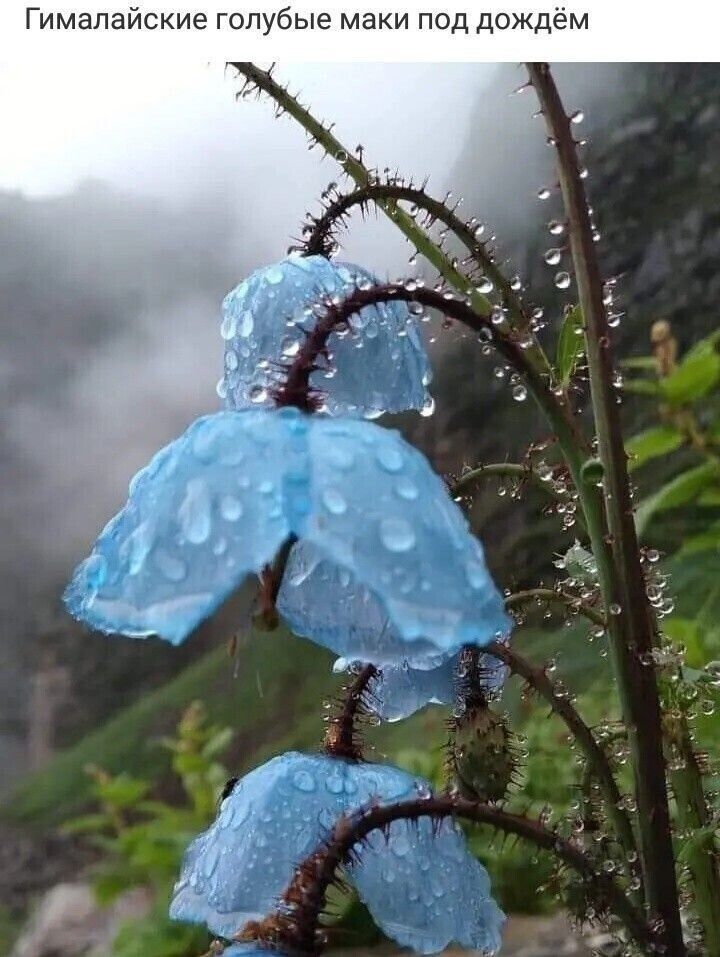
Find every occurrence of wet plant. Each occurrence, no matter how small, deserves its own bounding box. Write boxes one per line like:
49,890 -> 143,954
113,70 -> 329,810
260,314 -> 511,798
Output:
63,63 -> 720,955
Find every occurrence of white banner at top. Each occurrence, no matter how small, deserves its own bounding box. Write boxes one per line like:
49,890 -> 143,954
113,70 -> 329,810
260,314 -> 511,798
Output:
0,0 -> 719,61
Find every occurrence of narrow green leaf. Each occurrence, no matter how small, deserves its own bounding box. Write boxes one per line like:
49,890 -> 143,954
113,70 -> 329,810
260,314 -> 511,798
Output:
555,305 -> 584,387
625,425 -> 684,471
635,461 -> 720,535
622,379 -> 662,397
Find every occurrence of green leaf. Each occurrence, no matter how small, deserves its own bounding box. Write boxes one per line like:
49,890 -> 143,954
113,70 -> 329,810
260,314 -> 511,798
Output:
625,425 -> 684,471
677,524 -> 720,557
555,305 -> 585,387
620,356 -> 658,370
635,461 -> 720,535
621,378 -> 662,397
663,618 -> 705,666
659,346 -> 720,406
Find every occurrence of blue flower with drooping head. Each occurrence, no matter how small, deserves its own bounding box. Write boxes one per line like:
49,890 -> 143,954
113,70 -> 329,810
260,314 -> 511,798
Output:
64,408 -> 509,664
169,751 -> 504,954
219,255 -> 432,417
332,647 -> 508,722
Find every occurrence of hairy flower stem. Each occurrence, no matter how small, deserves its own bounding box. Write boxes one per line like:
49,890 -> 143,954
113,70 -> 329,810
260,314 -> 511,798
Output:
300,182 -> 528,325
505,587 -> 605,628
486,640 -> 640,892
273,283 -> 586,475
240,796 -> 657,955
322,664 -> 377,761
528,62 -> 684,953
228,63 -> 556,392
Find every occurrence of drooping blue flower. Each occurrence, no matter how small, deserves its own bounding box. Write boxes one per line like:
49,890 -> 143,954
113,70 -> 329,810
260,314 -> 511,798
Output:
64,409 -> 509,664
332,647 -> 508,723
219,255 -> 432,417
169,751 -> 505,954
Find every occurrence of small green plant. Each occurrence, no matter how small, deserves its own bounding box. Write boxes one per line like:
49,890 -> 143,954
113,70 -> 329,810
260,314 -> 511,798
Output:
64,701 -> 230,956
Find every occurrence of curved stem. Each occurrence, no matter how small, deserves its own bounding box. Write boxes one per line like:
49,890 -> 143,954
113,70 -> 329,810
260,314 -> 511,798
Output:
240,795 -> 657,955
486,640 -> 639,888
323,664 -> 377,761
300,182 -> 528,324
528,62 -> 683,953
452,462 -> 569,505
505,587 -> 605,628
228,63 -> 556,390
272,283 -> 586,478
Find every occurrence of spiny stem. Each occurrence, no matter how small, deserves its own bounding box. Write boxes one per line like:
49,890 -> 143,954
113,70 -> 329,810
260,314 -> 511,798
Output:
323,664 -> 377,761
451,461 -> 574,510
528,61 -> 684,953
666,709 -> 720,955
486,639 -> 640,888
228,62 -> 556,389
299,181 -> 528,324
504,587 -> 605,628
272,283 -> 586,475
240,795 -> 657,955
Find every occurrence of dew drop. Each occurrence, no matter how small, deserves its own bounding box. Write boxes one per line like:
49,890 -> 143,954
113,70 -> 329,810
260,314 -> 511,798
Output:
544,248 -> 563,266
220,312 -> 238,340
178,478 -> 212,545
380,517 -> 416,553
554,271 -> 571,290
321,487 -> 347,515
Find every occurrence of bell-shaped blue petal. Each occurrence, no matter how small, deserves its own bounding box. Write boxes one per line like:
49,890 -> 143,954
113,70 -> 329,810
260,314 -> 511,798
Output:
219,255 -> 431,417
332,648 -> 509,722
169,751 -> 504,953
63,411 -> 300,644
66,410 -> 509,662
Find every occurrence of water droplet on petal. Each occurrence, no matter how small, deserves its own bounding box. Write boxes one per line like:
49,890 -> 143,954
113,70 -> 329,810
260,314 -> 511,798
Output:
321,487 -> 347,515
380,517 -> 416,553
178,478 -> 212,545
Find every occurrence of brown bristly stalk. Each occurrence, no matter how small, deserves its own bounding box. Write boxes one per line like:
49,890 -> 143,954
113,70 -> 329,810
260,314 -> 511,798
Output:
298,181 -> 528,325
271,283 -> 586,471
239,795 -> 658,955
486,639 -> 640,890
527,62 -> 684,953
322,664 -> 377,761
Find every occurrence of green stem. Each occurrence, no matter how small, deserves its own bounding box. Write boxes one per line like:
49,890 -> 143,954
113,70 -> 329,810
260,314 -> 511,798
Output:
451,461 -> 575,511
505,587 -> 605,628
528,62 -> 684,954
668,710 -> 720,955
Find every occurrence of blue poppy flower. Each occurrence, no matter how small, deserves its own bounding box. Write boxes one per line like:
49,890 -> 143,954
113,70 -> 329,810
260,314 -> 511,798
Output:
169,751 -> 504,954
332,648 -> 508,723
219,255 -> 432,418
64,409 -> 509,663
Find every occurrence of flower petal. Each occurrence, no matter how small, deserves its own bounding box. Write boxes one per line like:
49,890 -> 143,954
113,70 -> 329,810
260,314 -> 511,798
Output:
220,255 -> 431,417
169,752 -> 350,938
346,762 -> 504,953
366,648 -> 509,722
280,419 -> 511,661
63,411 -> 296,644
